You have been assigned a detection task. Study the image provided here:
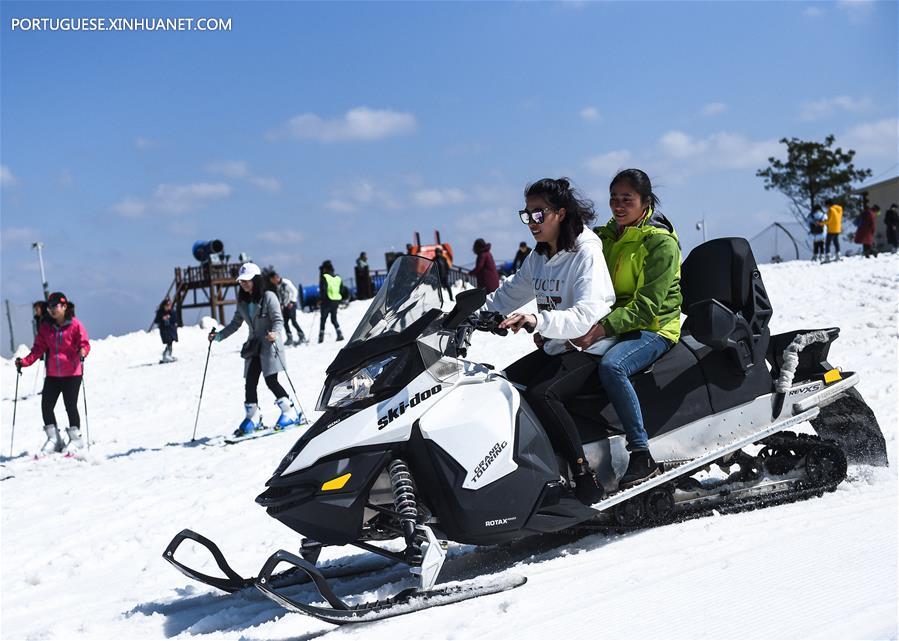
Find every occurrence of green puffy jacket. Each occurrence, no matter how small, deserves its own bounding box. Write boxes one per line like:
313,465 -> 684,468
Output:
593,209 -> 682,343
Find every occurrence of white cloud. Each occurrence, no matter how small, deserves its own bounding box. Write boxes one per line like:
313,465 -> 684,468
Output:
580,107 -> 601,121
800,95 -> 873,120
1,165 -> 18,187
111,197 -> 148,219
206,160 -> 250,178
1,226 -> 38,248
804,6 -> 824,17
271,107 -> 418,142
585,150 -> 632,175
411,188 -> 466,207
257,230 -> 305,245
701,102 -> 727,116
657,130 -> 780,170
134,137 -> 158,150
841,118 -> 899,160
249,176 -> 281,192
837,0 -> 875,21
324,179 -> 398,213
111,182 -> 232,218
206,160 -> 281,192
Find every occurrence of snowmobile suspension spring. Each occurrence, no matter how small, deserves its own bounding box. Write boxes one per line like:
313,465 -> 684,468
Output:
387,458 -> 418,545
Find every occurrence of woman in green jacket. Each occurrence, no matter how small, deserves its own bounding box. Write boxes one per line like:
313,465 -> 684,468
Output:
573,169 -> 682,488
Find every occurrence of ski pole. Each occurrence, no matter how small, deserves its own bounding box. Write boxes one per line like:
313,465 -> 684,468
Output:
273,344 -> 308,422
80,357 -> 91,450
10,366 -> 21,457
192,334 -> 214,441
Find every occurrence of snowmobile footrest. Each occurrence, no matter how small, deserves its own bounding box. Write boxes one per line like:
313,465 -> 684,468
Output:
255,549 -> 527,625
163,529 -> 253,593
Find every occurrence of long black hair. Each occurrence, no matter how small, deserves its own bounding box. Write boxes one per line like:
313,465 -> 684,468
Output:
237,275 -> 266,303
525,177 -> 595,255
610,169 -> 661,215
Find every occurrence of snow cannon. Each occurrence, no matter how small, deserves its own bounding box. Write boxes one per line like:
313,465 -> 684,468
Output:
192,240 -> 225,264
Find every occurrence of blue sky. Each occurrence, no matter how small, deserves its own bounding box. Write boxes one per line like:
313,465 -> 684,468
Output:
1,0 -> 897,349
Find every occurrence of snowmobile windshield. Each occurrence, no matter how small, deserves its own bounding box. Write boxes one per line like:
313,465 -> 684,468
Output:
349,255 -> 445,344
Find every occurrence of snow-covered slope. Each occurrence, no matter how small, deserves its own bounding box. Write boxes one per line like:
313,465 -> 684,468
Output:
2,254 -> 897,640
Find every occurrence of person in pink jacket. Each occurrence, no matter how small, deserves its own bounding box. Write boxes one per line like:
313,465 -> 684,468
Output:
16,292 -> 91,454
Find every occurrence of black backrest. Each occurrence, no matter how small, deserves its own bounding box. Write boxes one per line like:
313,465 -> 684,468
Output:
681,238 -> 772,372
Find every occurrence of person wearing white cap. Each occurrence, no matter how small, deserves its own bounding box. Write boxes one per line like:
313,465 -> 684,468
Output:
207,262 -> 302,436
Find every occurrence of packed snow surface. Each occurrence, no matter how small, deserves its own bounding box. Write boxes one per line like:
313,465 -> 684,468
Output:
2,254 -> 897,640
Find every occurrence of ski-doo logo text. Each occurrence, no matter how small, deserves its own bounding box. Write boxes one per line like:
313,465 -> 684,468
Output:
377,385 -> 443,430
789,382 -> 823,396
470,441 -> 508,483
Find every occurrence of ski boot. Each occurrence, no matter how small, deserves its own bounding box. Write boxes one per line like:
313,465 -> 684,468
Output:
619,450 -> 661,489
40,424 -> 64,454
285,335 -> 295,347
336,328 -> 344,342
296,331 -> 309,345
274,397 -> 301,430
63,427 -> 84,455
234,403 -> 263,438
318,331 -> 325,344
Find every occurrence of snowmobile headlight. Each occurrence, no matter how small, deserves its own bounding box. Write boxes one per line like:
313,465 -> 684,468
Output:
322,355 -> 398,409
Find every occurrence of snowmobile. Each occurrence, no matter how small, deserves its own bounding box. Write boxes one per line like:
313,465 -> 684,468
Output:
163,237 -> 888,624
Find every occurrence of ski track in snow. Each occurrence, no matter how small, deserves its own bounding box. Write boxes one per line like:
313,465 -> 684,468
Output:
1,254 -> 896,640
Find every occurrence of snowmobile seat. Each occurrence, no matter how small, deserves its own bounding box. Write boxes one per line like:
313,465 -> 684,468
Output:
680,237 -> 772,374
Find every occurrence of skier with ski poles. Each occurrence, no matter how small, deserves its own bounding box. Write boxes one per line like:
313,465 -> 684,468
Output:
208,263 -> 302,437
15,292 -> 91,454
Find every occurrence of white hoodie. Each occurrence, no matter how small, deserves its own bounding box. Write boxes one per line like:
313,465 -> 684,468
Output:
485,228 -> 617,356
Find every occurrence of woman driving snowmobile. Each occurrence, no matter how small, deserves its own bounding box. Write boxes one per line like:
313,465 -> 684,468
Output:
485,177 -> 616,505
572,168 -> 681,488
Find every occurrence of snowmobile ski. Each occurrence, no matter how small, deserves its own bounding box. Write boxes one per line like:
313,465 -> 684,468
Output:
162,528 -> 398,594
254,548 -> 527,625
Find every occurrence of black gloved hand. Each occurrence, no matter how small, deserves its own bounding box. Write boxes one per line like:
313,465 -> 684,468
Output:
208,328 -> 218,343
15,357 -> 23,373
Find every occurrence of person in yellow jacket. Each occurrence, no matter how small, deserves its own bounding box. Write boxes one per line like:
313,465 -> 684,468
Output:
318,260 -> 344,343
825,199 -> 843,261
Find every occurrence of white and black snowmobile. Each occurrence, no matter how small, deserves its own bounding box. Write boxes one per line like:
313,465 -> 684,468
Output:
163,238 -> 888,624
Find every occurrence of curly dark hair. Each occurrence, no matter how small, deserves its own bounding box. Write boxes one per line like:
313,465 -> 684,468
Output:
524,177 -> 596,255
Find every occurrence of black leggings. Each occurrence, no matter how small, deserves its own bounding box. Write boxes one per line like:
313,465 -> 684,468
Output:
42,376 -> 82,428
283,305 -> 304,337
504,349 -> 598,466
319,300 -> 341,331
245,356 -> 288,404
825,233 -> 840,254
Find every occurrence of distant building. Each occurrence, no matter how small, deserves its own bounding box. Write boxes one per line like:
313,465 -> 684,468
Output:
852,175 -> 899,252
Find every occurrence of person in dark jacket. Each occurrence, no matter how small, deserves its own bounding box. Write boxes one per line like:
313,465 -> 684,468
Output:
511,241 -> 531,273
16,292 -> 91,454
318,260 -> 344,343
854,204 -> 879,258
470,238 -> 500,293
433,247 -> 454,301
155,297 -> 179,363
885,204 -> 898,253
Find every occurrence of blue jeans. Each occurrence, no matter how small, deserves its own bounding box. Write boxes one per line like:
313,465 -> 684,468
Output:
597,330 -> 671,451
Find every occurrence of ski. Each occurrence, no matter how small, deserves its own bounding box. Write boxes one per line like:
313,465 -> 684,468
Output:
223,421 -> 307,445
255,548 -> 527,625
